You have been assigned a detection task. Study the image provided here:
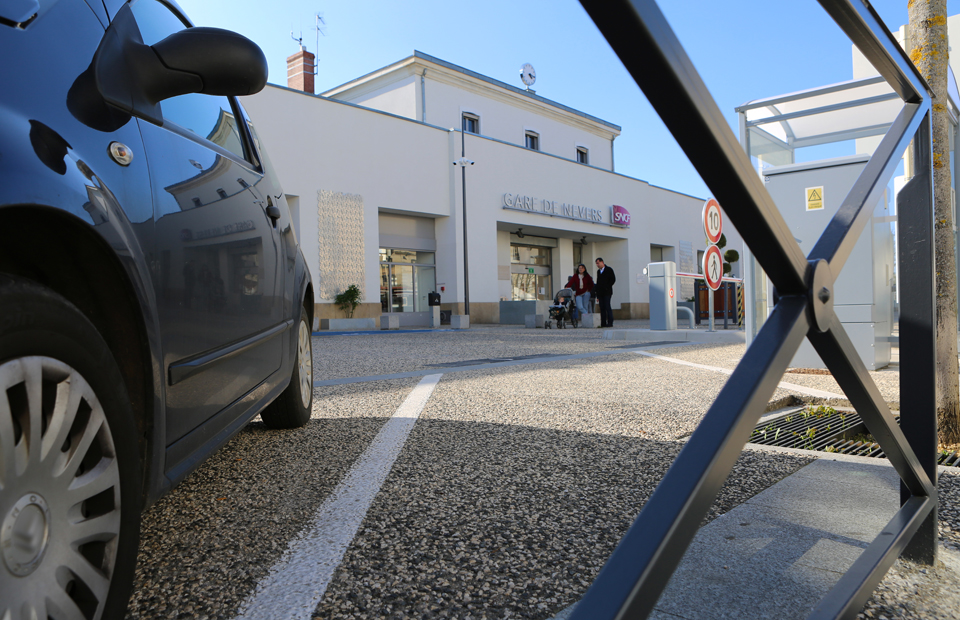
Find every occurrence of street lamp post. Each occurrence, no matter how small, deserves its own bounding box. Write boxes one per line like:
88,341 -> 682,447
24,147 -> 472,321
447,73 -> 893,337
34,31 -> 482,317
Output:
453,129 -> 474,315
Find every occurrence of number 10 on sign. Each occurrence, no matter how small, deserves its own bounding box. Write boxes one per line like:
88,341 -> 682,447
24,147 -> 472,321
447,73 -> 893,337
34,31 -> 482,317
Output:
702,198 -> 722,245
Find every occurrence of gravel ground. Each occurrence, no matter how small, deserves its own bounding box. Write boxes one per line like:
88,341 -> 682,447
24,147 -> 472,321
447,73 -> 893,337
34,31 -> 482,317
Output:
126,379 -> 420,620
313,360 -> 815,618
311,323 -> 661,381
650,342 -> 902,407
398,355 -> 807,443
122,328 -> 959,619
859,471 -> 960,620
316,420 -> 812,619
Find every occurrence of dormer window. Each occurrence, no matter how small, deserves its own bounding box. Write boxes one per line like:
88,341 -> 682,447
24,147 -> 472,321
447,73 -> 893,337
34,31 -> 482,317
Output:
525,131 -> 540,151
462,113 -> 480,134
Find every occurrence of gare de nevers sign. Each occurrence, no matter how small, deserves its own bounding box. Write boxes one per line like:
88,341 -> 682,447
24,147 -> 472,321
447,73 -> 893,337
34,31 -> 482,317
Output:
502,193 -> 631,228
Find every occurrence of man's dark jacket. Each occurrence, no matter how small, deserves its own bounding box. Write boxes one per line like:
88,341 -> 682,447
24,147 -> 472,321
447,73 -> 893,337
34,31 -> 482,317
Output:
595,265 -> 616,296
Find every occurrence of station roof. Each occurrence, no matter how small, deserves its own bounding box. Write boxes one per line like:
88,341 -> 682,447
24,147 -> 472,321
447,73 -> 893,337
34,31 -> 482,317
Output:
323,51 -> 622,134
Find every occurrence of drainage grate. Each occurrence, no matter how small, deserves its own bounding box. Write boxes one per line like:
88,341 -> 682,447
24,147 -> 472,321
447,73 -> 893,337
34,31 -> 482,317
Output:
749,406 -> 960,467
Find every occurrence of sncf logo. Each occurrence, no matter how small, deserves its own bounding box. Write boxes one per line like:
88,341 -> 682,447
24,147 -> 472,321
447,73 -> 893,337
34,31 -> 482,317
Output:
612,205 -> 631,227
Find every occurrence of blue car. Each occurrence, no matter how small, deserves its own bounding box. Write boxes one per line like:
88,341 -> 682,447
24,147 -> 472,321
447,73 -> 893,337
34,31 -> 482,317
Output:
0,1 -> 314,617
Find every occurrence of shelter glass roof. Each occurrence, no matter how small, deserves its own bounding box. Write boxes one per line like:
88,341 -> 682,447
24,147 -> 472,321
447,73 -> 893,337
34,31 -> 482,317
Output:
737,73 -> 959,165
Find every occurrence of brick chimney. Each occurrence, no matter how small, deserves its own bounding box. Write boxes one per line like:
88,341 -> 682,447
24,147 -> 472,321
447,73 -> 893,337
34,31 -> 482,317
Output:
287,46 -> 316,94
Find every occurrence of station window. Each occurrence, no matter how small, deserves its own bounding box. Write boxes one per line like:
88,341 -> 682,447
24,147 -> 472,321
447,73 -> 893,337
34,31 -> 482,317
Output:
462,113 -> 480,134
576,147 -> 589,164
525,131 -> 540,151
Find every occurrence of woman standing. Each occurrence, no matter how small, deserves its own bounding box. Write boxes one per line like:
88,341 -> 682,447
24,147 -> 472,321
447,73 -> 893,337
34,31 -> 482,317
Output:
565,264 -> 594,318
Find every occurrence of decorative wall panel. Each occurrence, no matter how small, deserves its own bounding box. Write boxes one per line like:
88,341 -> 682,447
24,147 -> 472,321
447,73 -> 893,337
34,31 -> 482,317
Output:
317,190 -> 365,300
678,240 -> 695,300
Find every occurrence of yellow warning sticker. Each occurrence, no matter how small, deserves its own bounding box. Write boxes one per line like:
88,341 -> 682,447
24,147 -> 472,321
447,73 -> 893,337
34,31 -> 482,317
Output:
806,186 -> 824,211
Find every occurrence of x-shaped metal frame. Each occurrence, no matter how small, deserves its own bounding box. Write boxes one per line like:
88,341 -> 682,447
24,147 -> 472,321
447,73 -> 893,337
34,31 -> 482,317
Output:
570,1 -> 938,619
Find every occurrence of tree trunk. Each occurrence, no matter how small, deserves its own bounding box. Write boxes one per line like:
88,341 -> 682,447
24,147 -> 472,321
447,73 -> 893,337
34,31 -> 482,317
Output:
909,0 -> 960,446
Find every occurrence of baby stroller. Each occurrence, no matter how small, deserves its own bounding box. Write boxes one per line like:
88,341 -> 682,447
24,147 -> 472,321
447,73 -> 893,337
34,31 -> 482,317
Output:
546,288 -> 579,329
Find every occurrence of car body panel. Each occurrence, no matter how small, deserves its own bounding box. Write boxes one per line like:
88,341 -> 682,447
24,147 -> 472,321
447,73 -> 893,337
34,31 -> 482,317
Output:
0,0 -> 172,505
0,0 -> 313,508
138,118 -> 285,444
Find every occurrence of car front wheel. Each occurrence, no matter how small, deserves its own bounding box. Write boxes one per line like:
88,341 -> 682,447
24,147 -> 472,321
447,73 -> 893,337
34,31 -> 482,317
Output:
0,275 -> 141,620
260,308 -> 313,429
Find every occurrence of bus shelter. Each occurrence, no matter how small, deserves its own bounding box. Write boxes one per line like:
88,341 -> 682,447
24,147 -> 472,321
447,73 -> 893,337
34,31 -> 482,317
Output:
737,73 -> 960,352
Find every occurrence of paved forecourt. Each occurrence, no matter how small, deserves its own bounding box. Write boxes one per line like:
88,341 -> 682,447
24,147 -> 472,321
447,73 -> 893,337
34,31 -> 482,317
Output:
124,324 -> 959,620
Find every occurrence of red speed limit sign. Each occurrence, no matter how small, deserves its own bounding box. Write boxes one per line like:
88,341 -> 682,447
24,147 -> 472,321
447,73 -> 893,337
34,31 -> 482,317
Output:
703,245 -> 723,291
702,198 -> 723,245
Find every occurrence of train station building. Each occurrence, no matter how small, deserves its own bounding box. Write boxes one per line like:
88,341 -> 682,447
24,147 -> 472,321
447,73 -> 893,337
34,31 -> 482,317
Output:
244,50 -> 742,326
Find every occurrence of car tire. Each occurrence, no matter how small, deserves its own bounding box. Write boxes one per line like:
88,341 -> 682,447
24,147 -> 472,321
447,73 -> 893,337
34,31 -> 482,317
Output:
0,274 -> 142,620
260,308 -> 313,429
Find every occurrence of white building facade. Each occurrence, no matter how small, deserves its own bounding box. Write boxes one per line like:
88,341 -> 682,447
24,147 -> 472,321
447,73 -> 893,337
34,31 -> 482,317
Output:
244,51 -> 741,325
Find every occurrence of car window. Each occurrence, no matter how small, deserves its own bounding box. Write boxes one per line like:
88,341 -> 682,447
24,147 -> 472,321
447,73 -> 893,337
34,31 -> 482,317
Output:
128,0 -> 250,164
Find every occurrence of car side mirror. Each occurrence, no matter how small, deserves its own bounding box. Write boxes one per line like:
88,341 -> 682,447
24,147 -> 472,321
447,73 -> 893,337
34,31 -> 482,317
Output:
151,28 -> 268,97
95,4 -> 267,126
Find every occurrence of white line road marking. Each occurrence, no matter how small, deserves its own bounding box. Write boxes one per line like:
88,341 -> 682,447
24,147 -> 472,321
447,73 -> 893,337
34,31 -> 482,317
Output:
633,350 -> 844,399
234,373 -> 443,620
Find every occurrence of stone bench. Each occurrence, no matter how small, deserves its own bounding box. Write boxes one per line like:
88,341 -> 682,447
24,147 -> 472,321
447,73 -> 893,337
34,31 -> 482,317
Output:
450,314 -> 470,329
319,318 -> 376,331
577,313 -> 599,328
525,313 -> 545,328
380,314 -> 400,330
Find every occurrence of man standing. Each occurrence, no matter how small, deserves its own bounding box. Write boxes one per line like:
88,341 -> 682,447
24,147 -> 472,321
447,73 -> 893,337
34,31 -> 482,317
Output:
595,257 -> 616,328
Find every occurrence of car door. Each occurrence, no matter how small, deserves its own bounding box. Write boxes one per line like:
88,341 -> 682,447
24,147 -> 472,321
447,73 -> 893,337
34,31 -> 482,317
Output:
127,0 -> 284,444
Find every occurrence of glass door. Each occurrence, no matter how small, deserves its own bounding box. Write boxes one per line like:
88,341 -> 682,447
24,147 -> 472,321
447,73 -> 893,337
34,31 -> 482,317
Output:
379,249 -> 437,324
510,244 -> 552,300
380,264 -> 390,312
390,265 -> 414,313
416,266 -> 436,311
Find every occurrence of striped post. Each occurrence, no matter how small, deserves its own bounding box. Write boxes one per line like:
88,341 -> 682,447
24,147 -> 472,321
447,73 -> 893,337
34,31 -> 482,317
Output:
737,282 -> 744,328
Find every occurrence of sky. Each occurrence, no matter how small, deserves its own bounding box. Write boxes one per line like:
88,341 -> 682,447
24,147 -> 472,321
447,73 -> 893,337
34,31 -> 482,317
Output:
176,0 -> 955,200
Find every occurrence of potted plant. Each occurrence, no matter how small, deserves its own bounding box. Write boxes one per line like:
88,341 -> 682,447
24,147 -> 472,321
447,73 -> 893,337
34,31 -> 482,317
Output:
321,285 -> 375,331
334,284 -> 362,318
716,234 -> 740,276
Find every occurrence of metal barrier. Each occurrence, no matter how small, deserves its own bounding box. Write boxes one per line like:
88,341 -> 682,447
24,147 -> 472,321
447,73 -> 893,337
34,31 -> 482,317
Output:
678,273 -> 741,325
571,1 -> 937,619
690,277 -> 741,328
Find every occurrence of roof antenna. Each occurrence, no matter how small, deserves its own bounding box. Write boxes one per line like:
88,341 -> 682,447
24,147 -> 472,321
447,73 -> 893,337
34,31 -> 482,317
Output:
290,12 -> 325,77
313,12 -> 326,68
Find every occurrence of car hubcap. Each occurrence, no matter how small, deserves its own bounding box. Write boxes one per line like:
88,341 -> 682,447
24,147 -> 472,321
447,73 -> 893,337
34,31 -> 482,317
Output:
2,493 -> 51,576
298,319 -> 313,409
0,357 -> 121,620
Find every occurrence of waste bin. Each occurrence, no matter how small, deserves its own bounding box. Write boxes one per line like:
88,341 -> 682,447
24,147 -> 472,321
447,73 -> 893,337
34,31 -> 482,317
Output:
428,292 -> 441,306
